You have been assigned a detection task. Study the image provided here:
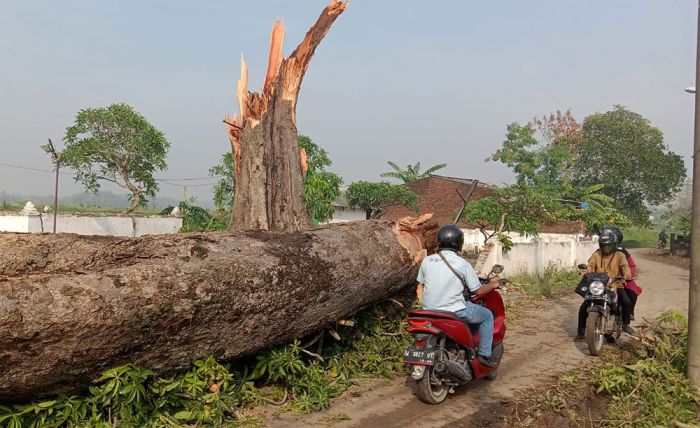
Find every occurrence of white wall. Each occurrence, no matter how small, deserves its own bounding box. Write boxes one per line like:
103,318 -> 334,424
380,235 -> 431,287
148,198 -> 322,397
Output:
477,236 -> 598,275
327,206 -> 366,223
461,228 -> 581,250
0,214 -> 29,232
0,213 -> 182,237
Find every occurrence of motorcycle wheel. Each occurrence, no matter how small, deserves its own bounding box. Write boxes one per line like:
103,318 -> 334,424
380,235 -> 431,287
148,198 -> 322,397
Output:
585,312 -> 605,356
415,369 -> 449,404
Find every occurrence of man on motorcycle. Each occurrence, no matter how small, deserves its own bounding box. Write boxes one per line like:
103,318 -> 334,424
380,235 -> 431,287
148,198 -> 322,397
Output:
658,229 -> 667,249
600,226 -> 642,321
575,230 -> 634,341
416,224 -> 500,367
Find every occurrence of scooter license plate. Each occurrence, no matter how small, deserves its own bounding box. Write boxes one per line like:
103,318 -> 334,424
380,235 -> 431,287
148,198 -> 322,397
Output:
403,348 -> 435,365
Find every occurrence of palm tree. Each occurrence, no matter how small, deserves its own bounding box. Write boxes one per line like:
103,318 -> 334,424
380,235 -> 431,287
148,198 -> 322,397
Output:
574,183 -> 614,211
380,161 -> 447,183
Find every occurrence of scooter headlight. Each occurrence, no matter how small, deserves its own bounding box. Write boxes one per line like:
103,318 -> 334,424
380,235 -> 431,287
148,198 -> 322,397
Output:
589,281 -> 605,296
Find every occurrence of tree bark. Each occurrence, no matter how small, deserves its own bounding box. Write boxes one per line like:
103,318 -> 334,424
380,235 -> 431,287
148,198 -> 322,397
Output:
224,0 -> 347,232
0,217 -> 436,401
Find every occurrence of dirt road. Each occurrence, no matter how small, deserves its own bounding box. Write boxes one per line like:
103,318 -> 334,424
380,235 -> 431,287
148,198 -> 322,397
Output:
270,249 -> 689,427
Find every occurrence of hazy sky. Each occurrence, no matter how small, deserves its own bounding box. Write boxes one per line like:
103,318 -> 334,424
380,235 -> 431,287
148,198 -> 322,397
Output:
0,1 -> 696,204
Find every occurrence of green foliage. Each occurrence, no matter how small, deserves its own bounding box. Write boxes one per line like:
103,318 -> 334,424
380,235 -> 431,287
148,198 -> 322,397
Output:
62,103 -> 170,213
462,185 -> 562,249
380,161 -> 447,183
659,183 -> 692,236
508,265 -> 581,298
593,310 -> 699,427
489,111 -> 581,194
489,107 -> 682,227
346,181 -> 420,219
209,152 -> 234,214
0,302 -> 413,426
575,106 -> 686,225
161,199 -> 228,232
298,135 -> 343,224
490,122 -> 573,192
0,357 -> 248,427
621,227 -> 659,249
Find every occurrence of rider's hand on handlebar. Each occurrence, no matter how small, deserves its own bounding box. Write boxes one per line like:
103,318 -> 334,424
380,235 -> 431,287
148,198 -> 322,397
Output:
623,275 -> 632,281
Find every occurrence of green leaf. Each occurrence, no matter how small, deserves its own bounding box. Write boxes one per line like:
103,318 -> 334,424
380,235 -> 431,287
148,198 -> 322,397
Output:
172,410 -> 194,420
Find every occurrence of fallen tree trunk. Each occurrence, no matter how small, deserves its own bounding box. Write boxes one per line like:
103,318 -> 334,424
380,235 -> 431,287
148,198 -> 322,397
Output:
0,218 -> 435,401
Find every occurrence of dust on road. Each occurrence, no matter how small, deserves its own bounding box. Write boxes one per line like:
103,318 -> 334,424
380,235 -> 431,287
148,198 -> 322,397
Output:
269,249 -> 689,427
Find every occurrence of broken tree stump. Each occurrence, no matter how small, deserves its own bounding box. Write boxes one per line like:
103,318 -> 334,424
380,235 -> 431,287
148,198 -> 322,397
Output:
224,0 -> 347,232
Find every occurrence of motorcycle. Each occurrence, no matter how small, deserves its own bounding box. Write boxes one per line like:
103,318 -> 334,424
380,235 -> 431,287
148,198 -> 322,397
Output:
402,264 -> 507,404
658,238 -> 667,250
576,263 -> 624,356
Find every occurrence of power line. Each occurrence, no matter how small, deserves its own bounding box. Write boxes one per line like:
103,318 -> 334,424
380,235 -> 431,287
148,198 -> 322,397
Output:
158,180 -> 220,188
0,162 -> 226,182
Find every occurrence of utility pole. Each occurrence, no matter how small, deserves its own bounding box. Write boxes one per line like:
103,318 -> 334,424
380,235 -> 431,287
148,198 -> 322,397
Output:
688,0 -> 700,388
41,139 -> 62,233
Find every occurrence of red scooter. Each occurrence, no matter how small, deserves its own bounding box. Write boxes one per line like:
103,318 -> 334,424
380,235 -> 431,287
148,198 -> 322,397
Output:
403,264 -> 507,404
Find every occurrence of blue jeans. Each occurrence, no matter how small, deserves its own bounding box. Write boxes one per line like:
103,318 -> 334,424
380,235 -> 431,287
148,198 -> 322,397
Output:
454,302 -> 494,358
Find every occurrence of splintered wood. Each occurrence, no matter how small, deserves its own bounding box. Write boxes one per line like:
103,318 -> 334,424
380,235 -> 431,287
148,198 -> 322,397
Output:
224,1 -> 347,231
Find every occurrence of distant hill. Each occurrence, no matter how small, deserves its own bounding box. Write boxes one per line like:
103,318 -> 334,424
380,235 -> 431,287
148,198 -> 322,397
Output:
0,190 -> 184,210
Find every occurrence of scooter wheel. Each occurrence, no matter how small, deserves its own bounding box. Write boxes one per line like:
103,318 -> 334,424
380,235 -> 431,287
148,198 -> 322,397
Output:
415,370 -> 449,404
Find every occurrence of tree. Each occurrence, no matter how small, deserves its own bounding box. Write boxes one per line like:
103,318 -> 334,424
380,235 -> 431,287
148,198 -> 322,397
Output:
62,103 -> 170,213
380,161 -> 447,183
488,111 -> 581,194
660,181 -> 692,236
209,153 -> 234,213
210,135 -> 342,223
298,135 -> 342,224
223,1 -> 347,231
346,181 -> 420,219
462,183 -> 627,249
462,185 -> 562,251
574,106 -> 686,224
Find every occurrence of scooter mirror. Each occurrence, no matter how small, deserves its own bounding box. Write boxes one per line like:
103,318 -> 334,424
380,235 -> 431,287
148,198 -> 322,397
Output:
577,263 -> 587,270
491,264 -> 504,274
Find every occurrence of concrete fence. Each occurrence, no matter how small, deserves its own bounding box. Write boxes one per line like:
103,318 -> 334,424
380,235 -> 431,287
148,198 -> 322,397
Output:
0,202 -> 182,237
475,235 -> 598,275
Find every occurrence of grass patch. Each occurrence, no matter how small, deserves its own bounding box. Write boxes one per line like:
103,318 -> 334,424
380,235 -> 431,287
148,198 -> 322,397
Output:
509,265 -> 580,298
622,227 -> 658,249
501,310 -> 700,428
593,310 -> 699,427
0,300 -> 412,427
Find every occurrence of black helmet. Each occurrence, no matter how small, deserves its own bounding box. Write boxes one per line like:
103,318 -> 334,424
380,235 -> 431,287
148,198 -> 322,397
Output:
437,224 -> 464,252
598,231 -> 618,255
600,226 -> 623,244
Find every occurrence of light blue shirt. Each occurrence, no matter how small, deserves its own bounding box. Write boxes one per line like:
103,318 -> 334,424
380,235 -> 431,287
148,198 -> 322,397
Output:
417,250 -> 482,313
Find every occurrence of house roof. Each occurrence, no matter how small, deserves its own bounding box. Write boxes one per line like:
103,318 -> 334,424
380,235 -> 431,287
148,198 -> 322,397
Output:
380,175 -> 494,226
379,175 -> 585,234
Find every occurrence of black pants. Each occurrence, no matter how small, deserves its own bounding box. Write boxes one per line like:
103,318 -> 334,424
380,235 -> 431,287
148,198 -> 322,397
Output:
577,286 -> 636,335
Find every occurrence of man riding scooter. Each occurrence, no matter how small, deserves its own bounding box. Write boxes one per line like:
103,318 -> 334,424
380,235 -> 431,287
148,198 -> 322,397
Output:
415,224 -> 500,366
575,230 -> 634,341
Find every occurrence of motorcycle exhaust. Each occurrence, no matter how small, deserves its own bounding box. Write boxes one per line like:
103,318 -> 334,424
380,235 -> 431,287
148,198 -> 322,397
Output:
435,359 -> 471,383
